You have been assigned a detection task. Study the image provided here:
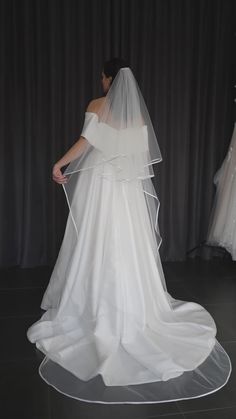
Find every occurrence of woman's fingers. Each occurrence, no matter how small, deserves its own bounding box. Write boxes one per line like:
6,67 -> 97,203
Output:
53,169 -> 62,178
52,165 -> 68,184
53,174 -> 68,184
53,173 -> 66,180
53,178 -> 67,184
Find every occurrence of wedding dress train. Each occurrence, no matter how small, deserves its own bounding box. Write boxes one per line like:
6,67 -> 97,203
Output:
27,68 -> 231,403
27,113 -> 231,403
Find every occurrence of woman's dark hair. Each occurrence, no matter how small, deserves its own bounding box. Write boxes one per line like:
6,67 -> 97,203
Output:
103,57 -> 129,84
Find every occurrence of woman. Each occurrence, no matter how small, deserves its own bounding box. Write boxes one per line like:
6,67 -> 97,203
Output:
27,58 -> 231,404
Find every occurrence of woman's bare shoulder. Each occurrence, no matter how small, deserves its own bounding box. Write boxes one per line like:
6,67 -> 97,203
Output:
86,97 -> 105,113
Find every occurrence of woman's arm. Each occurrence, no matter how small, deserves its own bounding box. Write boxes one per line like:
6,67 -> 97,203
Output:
53,98 -> 105,184
52,136 -> 87,184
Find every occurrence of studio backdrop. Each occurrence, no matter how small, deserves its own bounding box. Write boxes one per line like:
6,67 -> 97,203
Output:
0,0 -> 235,267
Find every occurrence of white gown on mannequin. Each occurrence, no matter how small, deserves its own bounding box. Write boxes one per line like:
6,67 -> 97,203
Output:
27,112 -> 231,403
207,123 -> 236,260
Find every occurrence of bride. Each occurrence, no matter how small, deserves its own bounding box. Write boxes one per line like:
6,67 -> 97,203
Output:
27,58 -> 231,404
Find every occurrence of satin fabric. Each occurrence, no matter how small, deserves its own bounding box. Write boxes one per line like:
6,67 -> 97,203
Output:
27,114 -> 231,403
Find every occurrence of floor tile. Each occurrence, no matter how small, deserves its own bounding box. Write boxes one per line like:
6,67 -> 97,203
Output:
174,276 -> 236,305
0,287 -> 45,317
177,385 -> 236,413
165,280 -> 196,301
1,260 -> 235,418
220,341 -> 236,386
183,406 -> 236,418
0,315 -> 42,361
0,358 -> 183,419
0,358 -> 50,419
204,304 -> 236,341
0,266 -> 51,289
163,259 -> 236,283
49,389 -> 182,418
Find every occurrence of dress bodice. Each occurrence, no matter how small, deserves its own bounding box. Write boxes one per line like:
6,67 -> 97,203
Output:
81,112 -> 149,157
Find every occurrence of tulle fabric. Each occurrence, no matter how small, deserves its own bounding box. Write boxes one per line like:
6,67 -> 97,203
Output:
63,111 -> 163,276
27,130 -> 231,402
207,123 -> 236,259
26,67 -> 231,403
66,68 -> 162,178
38,341 -> 231,404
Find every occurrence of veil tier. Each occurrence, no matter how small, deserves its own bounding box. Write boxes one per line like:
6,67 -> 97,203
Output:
64,68 -> 162,177
63,67 -> 163,266
28,67 -> 231,404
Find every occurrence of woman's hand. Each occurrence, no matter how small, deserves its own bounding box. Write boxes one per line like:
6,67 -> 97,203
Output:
52,163 -> 68,184
51,137 -> 87,184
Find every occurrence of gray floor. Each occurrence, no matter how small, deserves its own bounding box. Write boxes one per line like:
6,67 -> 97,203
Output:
0,258 -> 235,419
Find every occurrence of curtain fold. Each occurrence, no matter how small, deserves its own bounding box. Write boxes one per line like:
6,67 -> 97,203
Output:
0,0 -> 235,266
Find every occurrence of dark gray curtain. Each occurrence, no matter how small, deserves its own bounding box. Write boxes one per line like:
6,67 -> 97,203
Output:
0,0 -> 235,267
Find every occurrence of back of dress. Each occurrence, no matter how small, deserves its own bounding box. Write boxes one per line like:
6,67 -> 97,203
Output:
27,67 -> 231,404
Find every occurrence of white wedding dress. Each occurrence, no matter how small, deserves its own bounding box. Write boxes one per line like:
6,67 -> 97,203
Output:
27,111 -> 231,403
207,123 -> 236,259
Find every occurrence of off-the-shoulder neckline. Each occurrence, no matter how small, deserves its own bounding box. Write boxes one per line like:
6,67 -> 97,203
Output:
85,111 -> 99,117
85,112 -> 147,130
